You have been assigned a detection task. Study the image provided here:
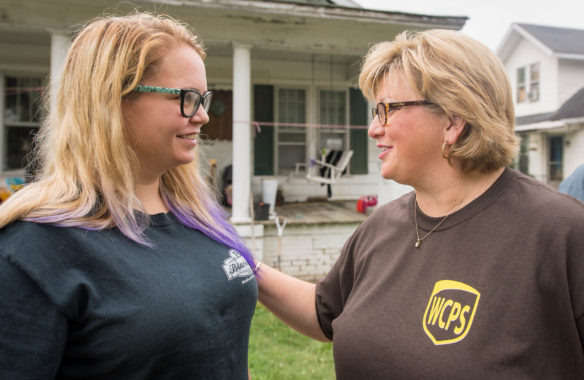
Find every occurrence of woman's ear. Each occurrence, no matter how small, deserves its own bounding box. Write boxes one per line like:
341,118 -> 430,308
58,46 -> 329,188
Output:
444,115 -> 467,144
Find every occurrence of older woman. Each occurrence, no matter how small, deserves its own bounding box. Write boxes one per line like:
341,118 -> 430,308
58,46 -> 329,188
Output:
0,13 -> 257,379
257,29 -> 584,379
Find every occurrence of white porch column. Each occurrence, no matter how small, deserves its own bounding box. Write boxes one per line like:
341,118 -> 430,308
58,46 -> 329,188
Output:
231,43 -> 252,223
49,30 -> 71,109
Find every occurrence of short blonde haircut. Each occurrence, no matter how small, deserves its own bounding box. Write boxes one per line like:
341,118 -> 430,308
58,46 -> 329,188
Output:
0,13 -> 253,263
359,29 -> 518,173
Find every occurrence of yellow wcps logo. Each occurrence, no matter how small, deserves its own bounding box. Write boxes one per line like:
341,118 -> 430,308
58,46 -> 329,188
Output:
423,280 -> 480,345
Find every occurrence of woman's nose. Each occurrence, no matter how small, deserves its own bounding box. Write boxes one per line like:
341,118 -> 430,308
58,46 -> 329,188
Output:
190,106 -> 210,125
368,118 -> 384,139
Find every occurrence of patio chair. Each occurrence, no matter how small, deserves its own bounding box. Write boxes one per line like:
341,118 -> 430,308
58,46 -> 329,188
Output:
296,150 -> 353,197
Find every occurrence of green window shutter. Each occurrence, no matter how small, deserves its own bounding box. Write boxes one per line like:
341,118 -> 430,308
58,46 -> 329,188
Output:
349,88 -> 368,174
253,85 -> 274,175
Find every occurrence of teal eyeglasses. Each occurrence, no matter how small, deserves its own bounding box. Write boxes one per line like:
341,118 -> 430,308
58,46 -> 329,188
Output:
133,85 -> 213,118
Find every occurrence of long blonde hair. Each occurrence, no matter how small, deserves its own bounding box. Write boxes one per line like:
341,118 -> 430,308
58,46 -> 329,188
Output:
0,13 -> 253,262
359,29 -> 518,173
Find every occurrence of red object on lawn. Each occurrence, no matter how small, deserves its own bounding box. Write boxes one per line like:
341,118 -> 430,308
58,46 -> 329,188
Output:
356,195 -> 378,214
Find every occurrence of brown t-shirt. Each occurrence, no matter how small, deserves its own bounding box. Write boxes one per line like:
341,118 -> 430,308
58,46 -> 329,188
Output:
316,168 -> 584,379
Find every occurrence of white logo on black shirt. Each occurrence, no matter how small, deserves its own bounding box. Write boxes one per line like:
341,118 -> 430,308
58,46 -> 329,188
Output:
222,250 -> 254,284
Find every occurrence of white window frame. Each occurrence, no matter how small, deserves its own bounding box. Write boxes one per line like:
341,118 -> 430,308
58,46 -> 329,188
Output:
274,86 -> 309,175
317,87 -> 350,165
516,62 -> 540,104
528,62 -> 540,102
516,66 -> 526,103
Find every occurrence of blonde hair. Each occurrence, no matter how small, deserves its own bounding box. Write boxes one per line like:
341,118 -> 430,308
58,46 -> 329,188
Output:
359,29 -> 518,172
0,13 -> 252,261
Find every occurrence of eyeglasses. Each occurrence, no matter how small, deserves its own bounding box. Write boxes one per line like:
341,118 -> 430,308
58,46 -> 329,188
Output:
133,85 -> 213,118
372,100 -> 434,126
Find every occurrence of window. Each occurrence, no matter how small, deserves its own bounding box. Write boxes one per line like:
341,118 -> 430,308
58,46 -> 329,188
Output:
549,136 -> 563,182
529,63 -> 539,102
516,67 -> 526,103
319,90 -> 347,152
516,63 -> 540,104
3,76 -> 43,171
276,88 -> 306,174
252,85 -> 368,176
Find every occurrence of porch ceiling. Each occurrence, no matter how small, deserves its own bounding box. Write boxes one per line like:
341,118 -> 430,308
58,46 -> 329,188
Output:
0,29 -> 50,45
0,0 -> 466,56
207,44 -> 358,65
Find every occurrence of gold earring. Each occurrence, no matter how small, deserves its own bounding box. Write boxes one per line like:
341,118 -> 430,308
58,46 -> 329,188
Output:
442,141 -> 450,160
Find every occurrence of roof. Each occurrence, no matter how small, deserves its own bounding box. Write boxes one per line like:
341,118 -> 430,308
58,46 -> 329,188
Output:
1,0 -> 467,40
516,23 -> 584,56
551,87 -> 584,120
222,0 -> 467,28
497,23 -> 584,61
269,0 -> 362,7
516,86 -> 584,126
516,111 -> 556,126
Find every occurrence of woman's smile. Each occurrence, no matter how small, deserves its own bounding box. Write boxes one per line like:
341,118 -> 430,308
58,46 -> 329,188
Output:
178,132 -> 198,140
377,145 -> 393,160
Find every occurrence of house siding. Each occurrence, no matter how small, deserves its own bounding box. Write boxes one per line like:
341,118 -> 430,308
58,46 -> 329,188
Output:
564,130 -> 584,176
506,38 -> 558,116
558,60 -> 584,106
526,132 -> 546,181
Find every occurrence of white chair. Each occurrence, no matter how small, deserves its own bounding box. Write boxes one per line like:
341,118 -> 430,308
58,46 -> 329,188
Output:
305,150 -> 353,185
292,150 -> 353,197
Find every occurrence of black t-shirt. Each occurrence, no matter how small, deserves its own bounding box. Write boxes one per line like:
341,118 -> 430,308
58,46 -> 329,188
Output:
316,168 -> 584,379
0,212 -> 258,379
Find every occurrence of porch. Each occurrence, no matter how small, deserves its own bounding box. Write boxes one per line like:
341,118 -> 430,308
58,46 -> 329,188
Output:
233,199 -> 367,281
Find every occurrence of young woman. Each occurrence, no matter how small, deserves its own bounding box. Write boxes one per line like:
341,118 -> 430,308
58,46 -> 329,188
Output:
0,13 -> 258,379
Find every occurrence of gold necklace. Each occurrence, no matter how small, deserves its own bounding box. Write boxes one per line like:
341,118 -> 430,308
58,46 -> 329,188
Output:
413,200 -> 449,248
413,193 -> 468,248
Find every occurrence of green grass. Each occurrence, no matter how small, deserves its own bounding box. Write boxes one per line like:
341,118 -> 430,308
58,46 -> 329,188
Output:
249,303 -> 335,380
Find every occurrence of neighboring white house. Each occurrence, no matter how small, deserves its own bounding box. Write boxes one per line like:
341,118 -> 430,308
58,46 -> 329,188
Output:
497,23 -> 584,187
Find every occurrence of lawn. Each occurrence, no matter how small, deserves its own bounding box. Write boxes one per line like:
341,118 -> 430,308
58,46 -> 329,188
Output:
249,303 -> 335,380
